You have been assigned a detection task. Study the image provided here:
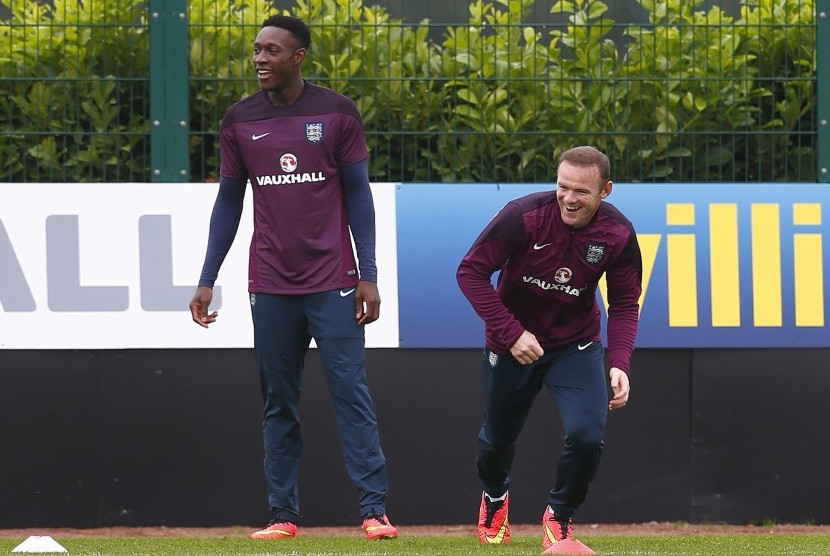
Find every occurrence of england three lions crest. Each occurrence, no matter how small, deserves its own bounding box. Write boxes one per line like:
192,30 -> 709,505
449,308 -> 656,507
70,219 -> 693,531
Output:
585,242 -> 606,264
305,122 -> 324,143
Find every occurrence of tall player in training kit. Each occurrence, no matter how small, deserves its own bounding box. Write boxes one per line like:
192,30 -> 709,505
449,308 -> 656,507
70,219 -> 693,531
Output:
188,15 -> 397,541
457,146 -> 642,554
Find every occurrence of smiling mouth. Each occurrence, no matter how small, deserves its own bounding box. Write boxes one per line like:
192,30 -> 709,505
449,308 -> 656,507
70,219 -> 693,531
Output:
256,68 -> 273,77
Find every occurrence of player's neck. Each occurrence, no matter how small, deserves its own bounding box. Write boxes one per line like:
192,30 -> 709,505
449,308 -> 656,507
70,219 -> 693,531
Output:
266,77 -> 305,107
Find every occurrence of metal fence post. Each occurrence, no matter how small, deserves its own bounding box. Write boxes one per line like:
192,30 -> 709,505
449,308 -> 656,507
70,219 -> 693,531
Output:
819,0 -> 829,183
150,0 -> 190,182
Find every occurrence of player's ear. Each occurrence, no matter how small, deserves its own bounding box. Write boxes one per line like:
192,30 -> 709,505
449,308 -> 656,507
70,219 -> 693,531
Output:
295,48 -> 307,64
600,181 -> 613,199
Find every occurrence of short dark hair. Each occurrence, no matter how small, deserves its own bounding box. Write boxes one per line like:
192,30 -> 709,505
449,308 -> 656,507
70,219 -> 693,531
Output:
261,15 -> 311,50
558,146 -> 611,184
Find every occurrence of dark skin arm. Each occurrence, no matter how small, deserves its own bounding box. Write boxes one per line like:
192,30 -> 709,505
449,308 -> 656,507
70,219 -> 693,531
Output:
189,286 -> 218,328
355,280 -> 380,325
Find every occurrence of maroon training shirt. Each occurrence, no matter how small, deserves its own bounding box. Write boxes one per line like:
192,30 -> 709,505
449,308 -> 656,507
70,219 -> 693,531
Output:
219,82 -> 368,294
457,190 -> 642,374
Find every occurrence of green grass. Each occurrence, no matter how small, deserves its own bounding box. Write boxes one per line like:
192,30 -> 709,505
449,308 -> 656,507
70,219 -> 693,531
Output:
1,535 -> 827,556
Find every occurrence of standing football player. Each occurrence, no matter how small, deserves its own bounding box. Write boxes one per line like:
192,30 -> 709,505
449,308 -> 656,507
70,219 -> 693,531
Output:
189,14 -> 397,541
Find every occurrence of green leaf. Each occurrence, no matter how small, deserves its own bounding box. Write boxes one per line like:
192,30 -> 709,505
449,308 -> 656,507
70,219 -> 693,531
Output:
456,88 -> 480,105
550,1 -> 578,14
587,1 -> 609,20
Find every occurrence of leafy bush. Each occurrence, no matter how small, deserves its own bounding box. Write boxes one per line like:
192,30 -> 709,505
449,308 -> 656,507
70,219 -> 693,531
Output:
737,0 -> 816,181
0,0 -> 149,182
426,0 -> 817,182
188,0 -> 277,182
0,0 -> 818,183
429,0 -> 562,182
617,0 -> 816,181
294,0 -> 444,183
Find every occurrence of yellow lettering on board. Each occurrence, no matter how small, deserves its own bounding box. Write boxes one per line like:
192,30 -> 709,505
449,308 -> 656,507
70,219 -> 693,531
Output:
667,204 -> 697,326
597,234 -> 661,316
793,203 -> 824,326
751,204 -> 782,326
710,204 -> 740,326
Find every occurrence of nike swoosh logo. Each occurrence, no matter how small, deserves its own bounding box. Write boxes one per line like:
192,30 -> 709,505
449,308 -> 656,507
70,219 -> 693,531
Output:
252,529 -> 293,537
533,242 -> 552,250
577,342 -> 593,350
340,288 -> 356,297
483,525 -> 508,544
544,525 -> 556,544
251,132 -> 270,141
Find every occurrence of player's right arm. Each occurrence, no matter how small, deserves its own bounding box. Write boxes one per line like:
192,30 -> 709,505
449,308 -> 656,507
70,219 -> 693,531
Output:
509,329 -> 544,364
189,175 -> 247,328
456,202 -> 527,352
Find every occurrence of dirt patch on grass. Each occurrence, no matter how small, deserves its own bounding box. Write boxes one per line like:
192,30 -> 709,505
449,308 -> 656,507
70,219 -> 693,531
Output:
2,522 -> 829,539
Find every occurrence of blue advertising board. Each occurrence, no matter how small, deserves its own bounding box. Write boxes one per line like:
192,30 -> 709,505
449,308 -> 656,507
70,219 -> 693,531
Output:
396,183 -> 829,348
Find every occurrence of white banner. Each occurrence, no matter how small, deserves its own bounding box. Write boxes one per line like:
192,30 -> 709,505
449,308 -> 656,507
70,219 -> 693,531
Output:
0,183 -> 399,349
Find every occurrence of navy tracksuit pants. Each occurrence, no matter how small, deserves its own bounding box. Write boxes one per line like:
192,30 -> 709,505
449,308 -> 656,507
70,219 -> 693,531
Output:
249,290 -> 389,523
477,340 -> 608,519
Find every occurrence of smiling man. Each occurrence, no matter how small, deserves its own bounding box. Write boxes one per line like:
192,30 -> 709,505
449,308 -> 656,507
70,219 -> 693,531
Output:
457,146 -> 642,554
188,15 -> 397,541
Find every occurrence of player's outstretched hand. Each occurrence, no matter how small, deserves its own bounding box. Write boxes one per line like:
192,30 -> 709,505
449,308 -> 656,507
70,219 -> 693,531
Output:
608,367 -> 630,411
355,280 -> 380,325
189,286 -> 218,328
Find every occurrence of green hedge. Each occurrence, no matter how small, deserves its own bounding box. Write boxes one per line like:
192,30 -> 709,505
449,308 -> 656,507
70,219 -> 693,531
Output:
1,0 -> 149,182
0,0 -> 817,183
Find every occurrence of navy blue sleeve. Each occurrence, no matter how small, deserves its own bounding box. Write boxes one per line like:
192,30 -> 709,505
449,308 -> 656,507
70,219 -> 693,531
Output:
341,160 -> 377,282
198,176 -> 247,287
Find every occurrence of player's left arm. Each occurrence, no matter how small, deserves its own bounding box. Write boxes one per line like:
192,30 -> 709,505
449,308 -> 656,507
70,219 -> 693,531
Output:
342,159 -> 379,325
608,367 -> 630,411
605,229 -> 643,408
